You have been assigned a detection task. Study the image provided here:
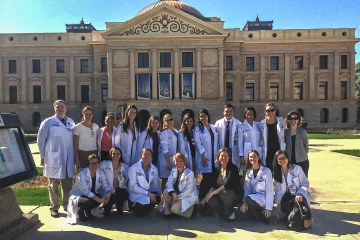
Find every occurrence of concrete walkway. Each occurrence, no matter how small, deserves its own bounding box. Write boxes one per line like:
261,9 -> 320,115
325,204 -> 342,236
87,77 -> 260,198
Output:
16,139 -> 360,240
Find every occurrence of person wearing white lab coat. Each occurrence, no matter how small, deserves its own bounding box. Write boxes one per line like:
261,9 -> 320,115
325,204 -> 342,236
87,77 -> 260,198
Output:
238,107 -> 263,170
194,109 -> 219,201
66,154 -> 112,224
135,116 -> 161,167
259,103 -> 286,169
114,105 -> 139,166
215,104 -> 241,169
158,114 -> 179,190
240,150 -> 274,224
273,150 -> 310,219
163,153 -> 198,218
178,113 -> 196,172
97,114 -> 117,161
128,148 -> 161,217
98,147 -> 129,216
37,100 -> 75,218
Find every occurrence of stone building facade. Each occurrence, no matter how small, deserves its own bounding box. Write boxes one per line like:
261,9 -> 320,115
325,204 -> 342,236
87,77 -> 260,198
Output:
0,0 -> 358,132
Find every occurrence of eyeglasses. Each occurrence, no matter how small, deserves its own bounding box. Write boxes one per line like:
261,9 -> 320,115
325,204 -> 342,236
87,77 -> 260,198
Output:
265,109 -> 276,113
166,118 -> 174,122
288,117 -> 299,120
278,157 -> 287,161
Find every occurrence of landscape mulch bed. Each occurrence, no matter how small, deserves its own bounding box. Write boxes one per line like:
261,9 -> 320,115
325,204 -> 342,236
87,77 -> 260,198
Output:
12,176 -> 48,188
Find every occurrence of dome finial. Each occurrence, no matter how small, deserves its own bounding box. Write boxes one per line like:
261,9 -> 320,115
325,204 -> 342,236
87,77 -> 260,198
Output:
80,17 -> 84,24
256,14 -> 259,22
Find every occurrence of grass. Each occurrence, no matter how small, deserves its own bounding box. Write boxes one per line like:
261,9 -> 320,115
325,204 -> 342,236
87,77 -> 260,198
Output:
331,149 -> 360,157
308,133 -> 360,139
36,167 -> 43,176
13,188 -> 53,206
25,134 -> 37,143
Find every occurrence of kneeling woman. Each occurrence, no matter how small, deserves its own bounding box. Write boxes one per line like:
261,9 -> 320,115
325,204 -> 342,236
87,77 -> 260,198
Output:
128,148 -> 161,217
164,152 -> 198,218
67,154 -> 112,224
240,150 -> 274,224
273,150 -> 310,219
99,147 -> 129,216
201,148 -> 242,221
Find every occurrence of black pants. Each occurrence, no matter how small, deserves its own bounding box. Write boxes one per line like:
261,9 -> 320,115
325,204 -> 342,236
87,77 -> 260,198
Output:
199,171 -> 215,200
208,189 -> 241,218
280,192 -> 295,217
78,193 -> 101,214
104,188 -> 129,214
245,196 -> 264,221
296,160 -> 309,178
133,192 -> 161,217
101,150 -> 110,162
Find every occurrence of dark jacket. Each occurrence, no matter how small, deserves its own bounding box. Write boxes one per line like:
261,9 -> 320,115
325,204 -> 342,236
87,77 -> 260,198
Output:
212,163 -> 242,195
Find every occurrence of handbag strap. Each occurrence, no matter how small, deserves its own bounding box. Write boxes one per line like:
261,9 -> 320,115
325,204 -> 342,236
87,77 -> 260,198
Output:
294,198 -> 312,218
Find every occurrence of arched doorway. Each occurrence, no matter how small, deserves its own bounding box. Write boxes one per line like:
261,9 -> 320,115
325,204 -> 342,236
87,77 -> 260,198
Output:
138,109 -> 151,132
320,108 -> 329,123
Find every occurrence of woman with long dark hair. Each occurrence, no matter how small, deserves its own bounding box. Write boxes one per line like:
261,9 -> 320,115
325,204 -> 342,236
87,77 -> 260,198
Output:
178,113 -> 196,172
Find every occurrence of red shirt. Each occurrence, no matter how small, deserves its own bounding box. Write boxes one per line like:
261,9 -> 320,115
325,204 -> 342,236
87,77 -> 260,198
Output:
101,128 -> 113,152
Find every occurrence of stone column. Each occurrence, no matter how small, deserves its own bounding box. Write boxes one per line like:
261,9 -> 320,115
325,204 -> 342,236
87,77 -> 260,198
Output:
350,51 -> 356,99
333,52 -> 340,100
21,57 -> 27,103
45,57 -> 51,102
196,48 -> 202,99
284,53 -> 290,100
69,56 -> 75,102
260,54 -> 266,101
218,48 -> 224,99
173,48 -> 180,99
129,49 -> 135,100
308,53 -> 315,100
107,49 -> 113,99
0,56 -> 3,103
151,49 -> 157,99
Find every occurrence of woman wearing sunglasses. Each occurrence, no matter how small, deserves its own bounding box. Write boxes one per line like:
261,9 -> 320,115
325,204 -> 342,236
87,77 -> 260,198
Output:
284,110 -> 309,177
259,103 -> 286,170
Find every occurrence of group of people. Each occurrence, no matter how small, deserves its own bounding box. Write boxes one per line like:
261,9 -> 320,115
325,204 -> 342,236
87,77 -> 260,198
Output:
37,100 -> 311,227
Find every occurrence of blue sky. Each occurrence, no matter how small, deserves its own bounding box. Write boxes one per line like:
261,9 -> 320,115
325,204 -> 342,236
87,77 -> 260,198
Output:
1,0 -> 359,62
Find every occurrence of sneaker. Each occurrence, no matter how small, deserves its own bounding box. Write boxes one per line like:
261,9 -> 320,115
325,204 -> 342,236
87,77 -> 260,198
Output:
50,210 -> 59,218
228,212 -> 236,222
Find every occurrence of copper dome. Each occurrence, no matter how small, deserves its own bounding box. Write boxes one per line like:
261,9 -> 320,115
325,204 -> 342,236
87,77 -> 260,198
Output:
136,0 -> 207,20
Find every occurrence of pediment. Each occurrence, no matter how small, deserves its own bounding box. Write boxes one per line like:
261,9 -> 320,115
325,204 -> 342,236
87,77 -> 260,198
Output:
78,77 -> 91,83
339,73 -> 350,79
224,73 -> 236,80
29,77 -> 44,83
291,73 -> 306,80
54,77 -> 67,83
267,74 -> 281,80
316,73 -> 330,79
102,4 -> 228,38
242,74 -> 257,81
4,77 -> 20,83
98,75 -> 108,83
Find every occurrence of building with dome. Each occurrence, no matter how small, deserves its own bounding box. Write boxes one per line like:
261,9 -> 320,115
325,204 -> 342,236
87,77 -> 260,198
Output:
0,0 -> 359,132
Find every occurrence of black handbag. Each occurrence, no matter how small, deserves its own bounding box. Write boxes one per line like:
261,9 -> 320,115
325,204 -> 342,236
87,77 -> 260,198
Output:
288,198 -> 312,231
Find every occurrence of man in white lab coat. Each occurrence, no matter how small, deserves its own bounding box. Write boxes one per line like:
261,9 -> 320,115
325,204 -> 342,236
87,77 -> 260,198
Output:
37,100 -> 75,218
215,104 -> 242,169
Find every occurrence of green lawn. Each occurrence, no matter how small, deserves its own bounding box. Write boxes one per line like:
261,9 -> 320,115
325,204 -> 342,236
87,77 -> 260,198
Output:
13,188 -> 53,206
308,133 -> 360,139
25,134 -> 38,143
331,149 -> 360,157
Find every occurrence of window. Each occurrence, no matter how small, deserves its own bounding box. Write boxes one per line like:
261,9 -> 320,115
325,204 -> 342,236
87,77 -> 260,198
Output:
33,86 -> 41,103
56,59 -> 65,73
33,112 -> 41,127
319,55 -> 328,69
341,81 -> 347,99
81,85 -> 89,103
246,57 -> 254,71
270,56 -> 279,70
138,53 -> 149,68
160,52 -> 171,68
246,83 -> 254,101
294,56 -> 303,70
182,52 -> 193,67
320,108 -> 329,123
9,60 -> 16,73
80,59 -> 89,73
319,82 -> 328,100
270,82 -> 278,100
101,57 -> 107,72
57,85 -> 66,100
341,55 -> 347,69
342,108 -> 348,123
102,84 -> 108,103
225,82 -> 233,101
32,59 -> 40,73
225,56 -> 233,70
9,86 -> 17,104
294,82 -> 303,100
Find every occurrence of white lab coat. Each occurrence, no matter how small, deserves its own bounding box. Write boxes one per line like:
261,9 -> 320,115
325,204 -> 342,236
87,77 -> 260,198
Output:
97,126 -> 117,158
244,165 -> 274,211
135,130 -> 161,165
193,124 -> 219,173
215,118 -> 242,168
158,128 -> 179,178
178,130 -> 194,171
128,161 -> 161,205
98,160 -> 129,194
166,167 -> 198,212
274,164 -> 311,205
66,167 -> 111,224
238,120 -> 263,162
37,115 -> 75,179
259,117 -> 286,165
115,123 -> 139,166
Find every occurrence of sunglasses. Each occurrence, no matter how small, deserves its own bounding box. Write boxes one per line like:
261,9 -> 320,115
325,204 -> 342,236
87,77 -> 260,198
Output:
265,109 -> 276,113
288,117 -> 299,120
278,157 -> 287,161
166,118 -> 174,122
